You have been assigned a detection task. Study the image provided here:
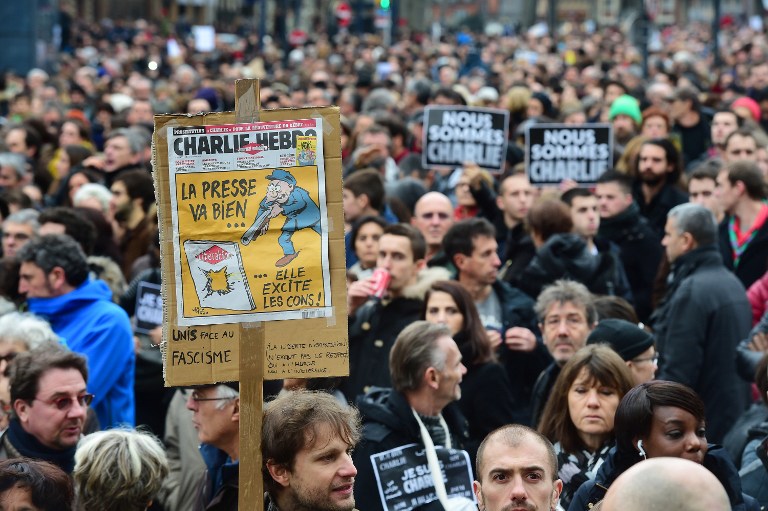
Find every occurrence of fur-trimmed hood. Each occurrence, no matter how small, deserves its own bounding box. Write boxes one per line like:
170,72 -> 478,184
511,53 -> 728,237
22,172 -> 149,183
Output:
401,266 -> 452,301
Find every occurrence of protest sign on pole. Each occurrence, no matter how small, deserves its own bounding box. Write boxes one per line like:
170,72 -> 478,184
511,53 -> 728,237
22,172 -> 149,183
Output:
525,123 -> 613,186
422,106 -> 509,173
152,78 -> 349,510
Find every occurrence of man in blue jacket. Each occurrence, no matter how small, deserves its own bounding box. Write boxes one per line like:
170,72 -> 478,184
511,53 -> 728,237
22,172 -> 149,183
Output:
18,234 -> 134,429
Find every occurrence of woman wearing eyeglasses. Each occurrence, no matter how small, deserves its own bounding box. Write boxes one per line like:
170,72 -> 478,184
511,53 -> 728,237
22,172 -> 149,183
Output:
537,345 -> 634,510
568,381 -> 761,511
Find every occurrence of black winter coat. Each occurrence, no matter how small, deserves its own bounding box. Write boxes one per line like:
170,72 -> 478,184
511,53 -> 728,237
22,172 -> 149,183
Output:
568,445 -> 760,511
632,180 -> 689,240
597,202 -> 662,322
491,280 -> 551,426
650,245 -> 752,443
516,233 -> 632,300
352,388 -> 471,511
341,267 -> 451,403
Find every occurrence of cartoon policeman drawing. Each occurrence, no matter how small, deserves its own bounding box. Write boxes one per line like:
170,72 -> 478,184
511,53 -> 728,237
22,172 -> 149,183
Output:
241,169 -> 322,267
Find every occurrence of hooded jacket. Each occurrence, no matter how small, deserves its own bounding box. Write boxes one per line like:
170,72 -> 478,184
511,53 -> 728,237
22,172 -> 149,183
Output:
27,278 -> 135,429
516,233 -> 632,300
568,444 -> 760,511
352,388 -> 471,511
341,267 -> 451,403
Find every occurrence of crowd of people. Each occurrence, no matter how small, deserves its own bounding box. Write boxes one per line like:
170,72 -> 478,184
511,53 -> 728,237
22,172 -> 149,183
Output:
1,10 -> 768,511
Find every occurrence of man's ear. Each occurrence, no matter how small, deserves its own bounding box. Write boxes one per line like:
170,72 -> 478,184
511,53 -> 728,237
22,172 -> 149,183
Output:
231,397 -> 240,423
14,399 -> 29,423
552,478 -> 563,508
473,481 -> 483,510
682,231 -> 696,251
415,258 -> 426,272
453,253 -> 467,272
48,266 -> 67,292
424,366 -> 439,390
266,460 -> 291,488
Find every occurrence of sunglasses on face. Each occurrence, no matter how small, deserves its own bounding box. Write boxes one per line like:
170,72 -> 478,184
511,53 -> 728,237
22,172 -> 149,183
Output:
34,393 -> 94,411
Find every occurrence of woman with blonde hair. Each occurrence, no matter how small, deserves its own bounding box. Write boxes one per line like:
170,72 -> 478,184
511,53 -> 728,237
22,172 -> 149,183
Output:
73,429 -> 169,511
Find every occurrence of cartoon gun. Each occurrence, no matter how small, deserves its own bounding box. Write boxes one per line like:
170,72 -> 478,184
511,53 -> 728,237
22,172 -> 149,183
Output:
241,202 -> 273,246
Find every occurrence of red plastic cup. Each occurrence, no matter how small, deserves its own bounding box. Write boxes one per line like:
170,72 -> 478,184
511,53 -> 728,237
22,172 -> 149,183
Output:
370,268 -> 391,299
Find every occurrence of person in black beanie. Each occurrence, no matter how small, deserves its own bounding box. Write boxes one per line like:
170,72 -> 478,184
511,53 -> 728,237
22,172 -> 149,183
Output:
587,318 -> 656,385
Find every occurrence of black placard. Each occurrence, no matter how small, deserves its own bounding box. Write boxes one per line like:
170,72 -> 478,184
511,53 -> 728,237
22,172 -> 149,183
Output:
525,123 -> 613,186
371,443 -> 475,511
135,282 -> 162,334
422,106 -> 509,173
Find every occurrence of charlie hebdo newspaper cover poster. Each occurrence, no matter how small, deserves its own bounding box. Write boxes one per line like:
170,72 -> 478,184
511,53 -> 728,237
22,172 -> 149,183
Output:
167,118 -> 332,326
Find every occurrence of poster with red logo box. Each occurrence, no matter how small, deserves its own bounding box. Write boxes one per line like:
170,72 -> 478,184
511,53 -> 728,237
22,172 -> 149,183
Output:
153,80 -> 348,387
167,118 -> 331,326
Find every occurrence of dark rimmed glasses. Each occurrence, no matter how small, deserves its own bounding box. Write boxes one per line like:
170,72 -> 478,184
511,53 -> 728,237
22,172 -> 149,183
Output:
34,393 -> 94,411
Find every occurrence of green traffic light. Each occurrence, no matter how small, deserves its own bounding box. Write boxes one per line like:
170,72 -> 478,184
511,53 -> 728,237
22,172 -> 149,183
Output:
380,0 -> 390,9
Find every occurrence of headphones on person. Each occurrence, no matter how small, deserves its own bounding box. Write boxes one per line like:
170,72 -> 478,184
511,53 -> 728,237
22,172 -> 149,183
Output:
637,440 -> 647,459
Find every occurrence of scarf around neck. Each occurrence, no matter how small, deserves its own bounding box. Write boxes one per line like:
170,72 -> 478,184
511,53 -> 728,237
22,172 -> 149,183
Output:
5,418 -> 77,473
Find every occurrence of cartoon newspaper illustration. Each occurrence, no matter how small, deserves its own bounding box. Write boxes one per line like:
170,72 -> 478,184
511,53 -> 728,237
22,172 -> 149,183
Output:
184,240 -> 255,310
240,169 -> 322,267
167,118 -> 332,325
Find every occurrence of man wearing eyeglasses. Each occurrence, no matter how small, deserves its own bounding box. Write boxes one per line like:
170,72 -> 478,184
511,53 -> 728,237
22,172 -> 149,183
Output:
1,345 -> 90,474
17,233 -> 135,430
186,382 -> 240,510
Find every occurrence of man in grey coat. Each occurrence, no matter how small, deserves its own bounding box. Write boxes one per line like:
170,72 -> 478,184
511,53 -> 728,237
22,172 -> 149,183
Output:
651,203 -> 752,442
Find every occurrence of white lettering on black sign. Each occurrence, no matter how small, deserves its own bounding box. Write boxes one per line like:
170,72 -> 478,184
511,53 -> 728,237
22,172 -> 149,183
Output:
371,443 -> 475,511
135,282 -> 162,334
423,106 -> 509,173
525,124 -> 613,186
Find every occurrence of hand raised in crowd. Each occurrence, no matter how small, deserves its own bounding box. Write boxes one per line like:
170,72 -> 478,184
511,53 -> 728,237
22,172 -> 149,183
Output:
504,326 -> 537,352
462,161 -> 483,190
81,155 -> 106,170
347,277 -> 376,317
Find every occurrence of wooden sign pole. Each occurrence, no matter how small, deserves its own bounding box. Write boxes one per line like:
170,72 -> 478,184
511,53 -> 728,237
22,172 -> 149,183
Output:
154,77 -> 348,510
235,79 -> 264,511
